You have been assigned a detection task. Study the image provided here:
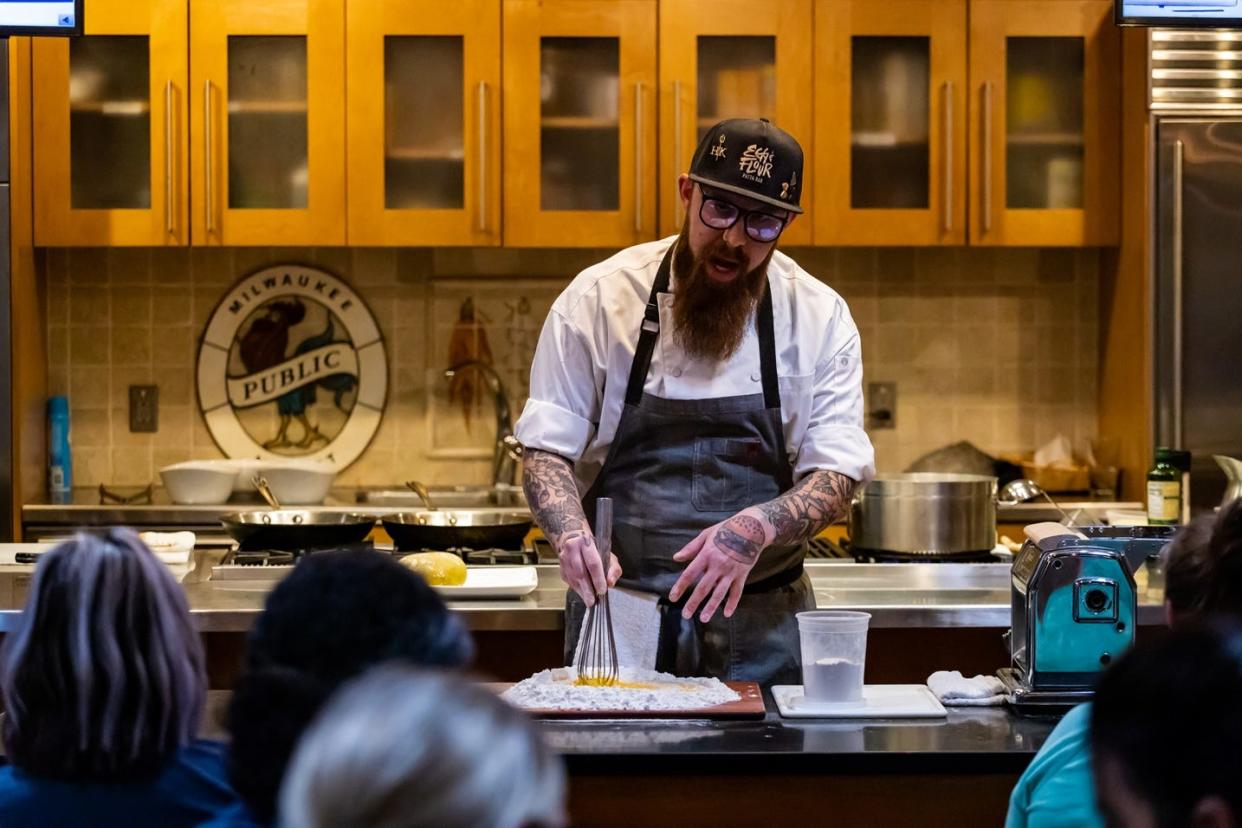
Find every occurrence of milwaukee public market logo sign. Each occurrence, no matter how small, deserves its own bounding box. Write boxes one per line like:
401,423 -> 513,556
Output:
196,265 -> 388,471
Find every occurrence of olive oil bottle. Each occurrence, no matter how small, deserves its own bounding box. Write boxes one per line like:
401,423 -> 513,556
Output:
1147,448 -> 1182,526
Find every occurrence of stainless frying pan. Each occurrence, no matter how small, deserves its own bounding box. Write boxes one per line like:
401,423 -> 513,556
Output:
219,510 -> 377,551
381,510 -> 532,551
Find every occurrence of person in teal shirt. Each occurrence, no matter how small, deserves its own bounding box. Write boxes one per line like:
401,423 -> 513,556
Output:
1006,502 -> 1242,828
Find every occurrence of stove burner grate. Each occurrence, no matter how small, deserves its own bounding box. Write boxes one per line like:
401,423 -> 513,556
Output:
231,540 -> 375,563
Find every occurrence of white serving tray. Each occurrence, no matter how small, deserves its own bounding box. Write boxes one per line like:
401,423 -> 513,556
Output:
772,684 -> 947,719
433,565 -> 539,599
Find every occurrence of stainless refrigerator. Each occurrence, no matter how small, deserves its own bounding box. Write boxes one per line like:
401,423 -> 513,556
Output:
1154,118 -> 1242,511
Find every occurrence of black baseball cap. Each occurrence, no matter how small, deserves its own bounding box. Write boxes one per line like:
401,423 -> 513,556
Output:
688,118 -> 804,214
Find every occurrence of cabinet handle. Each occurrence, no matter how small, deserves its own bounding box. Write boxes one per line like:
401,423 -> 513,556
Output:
165,80 -> 175,238
477,80 -> 487,234
204,79 -> 215,237
981,81 -> 993,236
942,80 -> 953,235
1172,139 -> 1185,447
673,79 -> 683,226
634,82 -> 643,234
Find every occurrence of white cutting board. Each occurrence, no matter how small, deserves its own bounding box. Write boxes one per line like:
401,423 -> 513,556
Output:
433,566 -> 538,599
772,684 -> 947,719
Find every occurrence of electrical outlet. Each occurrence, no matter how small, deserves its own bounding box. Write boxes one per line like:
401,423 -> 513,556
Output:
129,385 -> 159,433
867,381 -> 896,430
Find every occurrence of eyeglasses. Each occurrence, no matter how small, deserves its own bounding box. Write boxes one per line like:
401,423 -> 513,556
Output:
697,187 -> 789,243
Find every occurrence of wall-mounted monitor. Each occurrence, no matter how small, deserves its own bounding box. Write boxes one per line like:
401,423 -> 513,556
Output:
1118,0 -> 1242,25
0,0 -> 82,37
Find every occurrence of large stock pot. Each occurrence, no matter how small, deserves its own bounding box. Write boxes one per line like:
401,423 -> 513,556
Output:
848,473 -> 998,559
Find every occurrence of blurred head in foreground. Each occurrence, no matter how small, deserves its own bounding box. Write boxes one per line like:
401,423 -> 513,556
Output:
1091,625 -> 1242,828
280,663 -> 566,828
1162,498 -> 1242,626
225,549 -> 473,823
0,528 -> 205,780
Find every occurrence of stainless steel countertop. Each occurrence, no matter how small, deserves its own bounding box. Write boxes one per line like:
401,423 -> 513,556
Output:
0,559 -> 1167,633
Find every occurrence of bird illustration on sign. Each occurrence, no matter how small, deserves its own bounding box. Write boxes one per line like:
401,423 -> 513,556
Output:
233,298 -> 358,451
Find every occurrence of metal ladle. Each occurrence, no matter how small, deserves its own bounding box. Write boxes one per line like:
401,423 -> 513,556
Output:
252,475 -> 282,510
405,480 -> 438,511
998,478 -> 1081,526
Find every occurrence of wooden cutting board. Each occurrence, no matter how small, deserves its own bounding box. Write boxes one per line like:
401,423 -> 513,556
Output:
491,680 -> 766,719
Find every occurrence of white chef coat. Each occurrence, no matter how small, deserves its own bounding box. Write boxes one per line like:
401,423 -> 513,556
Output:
514,236 -> 876,493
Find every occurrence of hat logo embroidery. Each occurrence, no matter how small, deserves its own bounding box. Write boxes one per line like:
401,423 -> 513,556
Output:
780,171 -> 798,200
710,134 -> 727,160
738,144 -> 774,182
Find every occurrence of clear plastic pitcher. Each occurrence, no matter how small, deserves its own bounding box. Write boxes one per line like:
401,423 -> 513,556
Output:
797,610 -> 871,704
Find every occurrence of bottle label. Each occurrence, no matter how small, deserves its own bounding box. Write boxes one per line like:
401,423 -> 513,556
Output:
1147,481 -> 1181,523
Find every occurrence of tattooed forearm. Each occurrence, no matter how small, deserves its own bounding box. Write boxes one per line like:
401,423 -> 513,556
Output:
522,449 -> 589,545
754,470 -> 857,548
714,514 -> 765,563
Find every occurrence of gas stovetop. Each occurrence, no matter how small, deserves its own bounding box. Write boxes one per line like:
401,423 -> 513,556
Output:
210,539 -> 551,581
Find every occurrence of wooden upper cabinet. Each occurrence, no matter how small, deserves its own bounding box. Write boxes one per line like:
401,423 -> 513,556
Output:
32,0 -> 189,246
969,0 -> 1119,246
503,0 -> 657,248
190,0 -> 345,246
346,0 -> 500,246
659,0 -> 813,244
814,0 -> 967,246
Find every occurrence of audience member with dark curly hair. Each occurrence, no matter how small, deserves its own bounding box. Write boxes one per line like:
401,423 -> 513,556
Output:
1091,624 -> 1242,828
0,529 -> 239,827
1006,500 -> 1242,828
203,549 -> 474,827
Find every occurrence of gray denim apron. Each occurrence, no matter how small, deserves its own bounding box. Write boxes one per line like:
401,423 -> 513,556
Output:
564,245 -> 813,687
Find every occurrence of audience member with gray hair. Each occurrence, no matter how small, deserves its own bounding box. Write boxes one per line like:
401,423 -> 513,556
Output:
279,664 -> 566,828
0,528 -> 239,827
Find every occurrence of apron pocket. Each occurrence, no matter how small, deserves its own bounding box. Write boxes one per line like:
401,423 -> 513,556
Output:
692,437 -> 759,512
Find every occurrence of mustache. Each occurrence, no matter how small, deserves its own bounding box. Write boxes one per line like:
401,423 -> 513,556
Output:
701,239 -> 746,269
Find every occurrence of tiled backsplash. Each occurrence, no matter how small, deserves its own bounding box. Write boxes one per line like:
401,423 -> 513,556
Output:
42,244 -> 1098,491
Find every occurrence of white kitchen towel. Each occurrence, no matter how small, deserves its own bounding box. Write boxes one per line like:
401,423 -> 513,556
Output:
573,586 -> 660,671
926,670 -> 1008,706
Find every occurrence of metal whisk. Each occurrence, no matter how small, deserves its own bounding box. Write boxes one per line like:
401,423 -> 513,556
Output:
575,497 -> 619,687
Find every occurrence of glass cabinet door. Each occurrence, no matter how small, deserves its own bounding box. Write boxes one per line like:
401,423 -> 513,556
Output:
503,0 -> 657,247
814,0 -> 967,246
659,0 -> 812,243
346,0 -> 500,246
969,0 -> 1119,245
190,0 -> 344,246
32,0 -> 188,246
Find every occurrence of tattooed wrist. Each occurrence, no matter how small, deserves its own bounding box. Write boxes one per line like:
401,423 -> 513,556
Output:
714,514 -> 766,564
756,470 -> 857,547
522,449 -> 589,545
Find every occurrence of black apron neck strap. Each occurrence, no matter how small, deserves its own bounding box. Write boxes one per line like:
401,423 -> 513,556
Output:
623,242 -> 782,410
755,283 -> 780,410
624,246 -> 673,406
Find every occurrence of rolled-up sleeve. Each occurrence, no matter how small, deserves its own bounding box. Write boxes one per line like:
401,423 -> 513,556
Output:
793,330 -> 876,485
514,309 -> 600,461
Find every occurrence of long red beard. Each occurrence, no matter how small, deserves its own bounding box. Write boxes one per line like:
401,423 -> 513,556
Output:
670,227 -> 772,362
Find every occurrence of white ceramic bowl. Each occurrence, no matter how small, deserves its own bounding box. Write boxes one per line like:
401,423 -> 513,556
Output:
159,462 -> 237,505
253,459 -> 336,505
225,459 -> 265,494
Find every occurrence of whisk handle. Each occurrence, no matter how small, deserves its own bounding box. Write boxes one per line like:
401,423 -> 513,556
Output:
594,497 -> 613,562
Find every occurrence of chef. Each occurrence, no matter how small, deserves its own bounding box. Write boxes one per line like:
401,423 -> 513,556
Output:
514,119 -> 875,686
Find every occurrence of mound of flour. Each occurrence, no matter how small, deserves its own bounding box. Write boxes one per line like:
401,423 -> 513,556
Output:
502,667 -> 739,712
